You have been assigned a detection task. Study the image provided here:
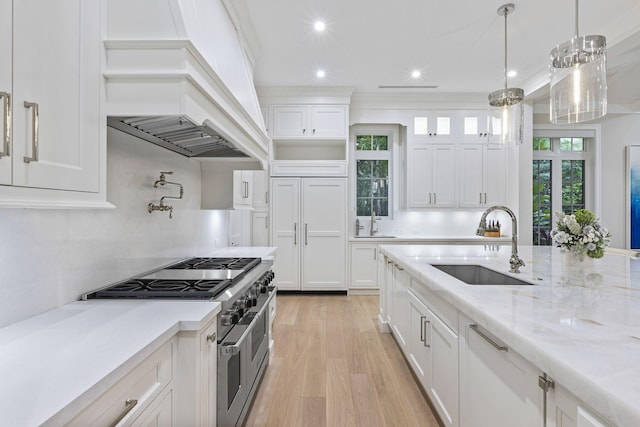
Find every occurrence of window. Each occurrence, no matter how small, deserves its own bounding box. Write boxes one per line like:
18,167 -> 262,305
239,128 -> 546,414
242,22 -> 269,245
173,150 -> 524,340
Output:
354,131 -> 391,217
532,136 -> 591,245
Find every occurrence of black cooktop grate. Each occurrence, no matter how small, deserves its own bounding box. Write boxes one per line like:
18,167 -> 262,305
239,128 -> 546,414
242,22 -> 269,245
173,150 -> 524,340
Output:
166,257 -> 261,271
88,278 -> 232,299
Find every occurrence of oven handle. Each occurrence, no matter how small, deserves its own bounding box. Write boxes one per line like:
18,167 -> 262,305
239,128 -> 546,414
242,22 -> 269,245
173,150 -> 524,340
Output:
220,286 -> 276,356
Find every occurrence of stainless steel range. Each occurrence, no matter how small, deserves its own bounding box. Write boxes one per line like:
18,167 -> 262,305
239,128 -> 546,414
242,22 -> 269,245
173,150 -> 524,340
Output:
84,256 -> 276,427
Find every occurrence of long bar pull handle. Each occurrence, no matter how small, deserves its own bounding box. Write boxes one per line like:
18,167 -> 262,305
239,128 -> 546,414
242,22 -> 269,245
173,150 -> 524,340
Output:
304,223 -> 308,245
484,193 -> 487,204
23,101 -> 39,163
480,192 -> 482,205
470,324 -> 508,351
0,92 -> 10,157
433,193 -> 436,204
108,399 -> 138,427
294,223 -> 297,245
265,216 -> 268,229
428,193 -> 432,204
373,248 -> 377,261
423,319 -> 430,347
420,315 -> 426,342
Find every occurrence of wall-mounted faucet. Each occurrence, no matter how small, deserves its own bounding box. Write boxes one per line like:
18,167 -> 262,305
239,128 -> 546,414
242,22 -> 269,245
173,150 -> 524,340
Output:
148,171 -> 184,219
476,205 -> 525,273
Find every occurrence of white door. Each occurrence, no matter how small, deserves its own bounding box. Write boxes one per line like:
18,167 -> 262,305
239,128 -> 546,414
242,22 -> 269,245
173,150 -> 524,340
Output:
431,145 -> 456,207
407,144 -> 433,208
301,178 -> 346,290
458,144 -> 484,208
252,170 -> 269,209
271,178 -> 300,290
350,243 -> 378,289
271,106 -> 307,137
309,105 -> 346,137
0,0 -> 11,185
408,291 -> 429,387
428,308 -> 459,427
12,0 -> 100,192
251,211 -> 269,246
391,265 -> 410,351
483,145 -> 506,206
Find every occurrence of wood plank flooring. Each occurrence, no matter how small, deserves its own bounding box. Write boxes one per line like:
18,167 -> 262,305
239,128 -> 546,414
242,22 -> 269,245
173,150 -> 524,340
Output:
244,294 -> 441,427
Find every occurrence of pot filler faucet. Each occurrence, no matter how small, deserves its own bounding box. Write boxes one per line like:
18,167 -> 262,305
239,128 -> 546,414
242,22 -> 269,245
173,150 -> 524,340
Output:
148,171 -> 184,219
476,205 -> 525,273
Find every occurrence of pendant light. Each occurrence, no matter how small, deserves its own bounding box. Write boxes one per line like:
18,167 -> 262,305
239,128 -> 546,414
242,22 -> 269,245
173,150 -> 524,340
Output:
488,3 -> 524,145
549,0 -> 606,124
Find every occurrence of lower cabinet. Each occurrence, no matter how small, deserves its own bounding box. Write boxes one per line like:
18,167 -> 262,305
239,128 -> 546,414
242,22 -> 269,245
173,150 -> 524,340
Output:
349,243 -> 378,290
251,210 -> 269,246
389,261 -> 410,350
459,314 -> 541,427
548,382 -> 611,427
67,338 -> 177,427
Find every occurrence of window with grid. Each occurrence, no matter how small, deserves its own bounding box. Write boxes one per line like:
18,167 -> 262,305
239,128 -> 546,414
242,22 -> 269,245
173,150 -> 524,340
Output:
355,133 -> 391,217
532,136 -> 589,245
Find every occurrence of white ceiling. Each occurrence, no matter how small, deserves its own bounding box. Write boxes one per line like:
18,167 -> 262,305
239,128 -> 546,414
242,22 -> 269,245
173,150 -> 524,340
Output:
243,0 -> 640,106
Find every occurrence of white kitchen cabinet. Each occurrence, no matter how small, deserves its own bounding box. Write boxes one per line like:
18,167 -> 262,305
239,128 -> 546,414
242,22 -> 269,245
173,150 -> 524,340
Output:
271,105 -> 347,138
458,144 -> 506,208
67,338 -> 176,427
407,143 -> 456,208
233,170 -> 254,208
547,382 -> 611,427
271,177 -> 346,291
176,319 -> 218,427
412,113 -> 454,141
349,243 -> 378,290
409,290 -> 430,385
251,210 -> 269,246
252,170 -> 269,209
459,314 -> 541,427
459,111 -> 490,142
0,0 -> 102,197
390,261 -> 410,351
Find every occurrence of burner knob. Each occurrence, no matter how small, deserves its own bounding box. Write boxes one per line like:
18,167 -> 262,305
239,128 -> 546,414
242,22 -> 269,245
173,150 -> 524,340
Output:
227,306 -> 241,323
221,310 -> 234,326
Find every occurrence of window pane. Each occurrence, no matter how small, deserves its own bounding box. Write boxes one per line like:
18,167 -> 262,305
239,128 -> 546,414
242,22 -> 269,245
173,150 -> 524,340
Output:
562,160 -> 585,213
373,135 -> 388,150
414,117 -> 428,135
533,137 -> 551,151
436,117 -> 450,135
356,135 -> 372,150
357,178 -> 372,197
559,138 -> 572,151
357,160 -> 372,177
356,159 -> 389,217
533,160 -> 552,245
572,138 -> 584,151
356,198 -> 371,216
464,117 -> 478,135
374,161 -> 388,178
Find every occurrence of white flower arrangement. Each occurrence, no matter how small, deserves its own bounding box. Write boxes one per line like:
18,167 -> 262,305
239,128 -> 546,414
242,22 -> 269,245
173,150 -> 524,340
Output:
550,209 -> 611,260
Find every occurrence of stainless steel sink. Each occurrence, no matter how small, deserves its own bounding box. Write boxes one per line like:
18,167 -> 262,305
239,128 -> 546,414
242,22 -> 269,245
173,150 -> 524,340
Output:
430,264 -> 532,286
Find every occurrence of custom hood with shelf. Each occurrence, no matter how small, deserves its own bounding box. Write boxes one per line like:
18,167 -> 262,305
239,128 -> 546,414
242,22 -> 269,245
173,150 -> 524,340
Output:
104,0 -> 268,169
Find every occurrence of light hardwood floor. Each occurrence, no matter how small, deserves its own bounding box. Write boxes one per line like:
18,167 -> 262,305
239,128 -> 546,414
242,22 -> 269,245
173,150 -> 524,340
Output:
244,294 -> 441,427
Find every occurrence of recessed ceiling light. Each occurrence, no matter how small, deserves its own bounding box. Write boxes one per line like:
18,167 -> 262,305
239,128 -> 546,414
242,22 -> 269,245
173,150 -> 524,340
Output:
507,70 -> 517,78
314,21 -> 326,32
411,70 -> 421,78
316,70 -> 326,78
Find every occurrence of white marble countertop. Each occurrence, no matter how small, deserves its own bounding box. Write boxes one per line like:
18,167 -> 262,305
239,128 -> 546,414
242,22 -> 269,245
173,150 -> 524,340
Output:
350,235 -> 511,243
379,244 -> 640,427
207,246 -> 277,259
0,300 -> 221,426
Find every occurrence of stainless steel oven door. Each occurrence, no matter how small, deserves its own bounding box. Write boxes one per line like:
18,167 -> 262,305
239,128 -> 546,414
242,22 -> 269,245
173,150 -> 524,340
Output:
217,287 -> 275,427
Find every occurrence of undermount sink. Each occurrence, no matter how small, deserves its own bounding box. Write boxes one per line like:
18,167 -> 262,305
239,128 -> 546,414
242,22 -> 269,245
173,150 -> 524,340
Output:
354,235 -> 396,238
430,264 -> 533,286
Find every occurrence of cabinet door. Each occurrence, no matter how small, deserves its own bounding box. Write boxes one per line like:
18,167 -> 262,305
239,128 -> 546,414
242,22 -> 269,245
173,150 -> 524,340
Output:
271,178 -> 300,290
407,144 -> 433,208
251,211 -> 269,246
301,178 -> 346,290
12,0 -> 100,192
130,388 -> 174,427
272,106 -> 307,137
458,144 -> 484,208
431,145 -> 456,208
309,105 -> 346,137
460,320 -> 541,427
408,291 -> 430,387
233,170 -> 253,208
350,243 -> 378,289
199,322 -> 217,427
483,145 -> 506,206
0,0 -> 10,185
252,170 -> 269,208
460,112 -> 490,142
391,265 -> 410,351
428,308 -> 459,427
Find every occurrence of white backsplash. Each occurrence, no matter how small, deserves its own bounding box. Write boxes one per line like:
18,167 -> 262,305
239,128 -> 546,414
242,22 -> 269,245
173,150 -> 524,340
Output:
0,128 -> 231,328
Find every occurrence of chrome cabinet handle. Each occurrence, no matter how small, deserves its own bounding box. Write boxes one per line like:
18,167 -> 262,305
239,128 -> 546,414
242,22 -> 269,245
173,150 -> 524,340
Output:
206,332 -> 217,342
312,129 -> 316,134
420,315 -> 426,342
294,223 -> 297,245
470,324 -> 508,352
265,191 -> 269,204
433,193 -> 437,204
484,193 -> 487,204
108,399 -> 138,427
479,192 -> 482,204
423,319 -> 430,347
302,128 -> 306,134
428,193 -> 432,204
373,248 -> 377,260
0,92 -> 10,157
304,223 -> 308,245
265,216 -> 268,229
23,101 -> 39,163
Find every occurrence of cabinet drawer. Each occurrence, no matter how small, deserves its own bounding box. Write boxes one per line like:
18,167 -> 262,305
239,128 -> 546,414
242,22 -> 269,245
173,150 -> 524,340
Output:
67,338 -> 175,427
409,277 -> 458,332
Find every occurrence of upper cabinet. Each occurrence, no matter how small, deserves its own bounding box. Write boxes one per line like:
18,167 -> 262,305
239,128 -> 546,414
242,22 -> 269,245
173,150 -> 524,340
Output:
412,113 -> 455,142
271,105 -> 347,138
407,143 -> 456,208
458,111 -> 490,142
0,0 -> 107,207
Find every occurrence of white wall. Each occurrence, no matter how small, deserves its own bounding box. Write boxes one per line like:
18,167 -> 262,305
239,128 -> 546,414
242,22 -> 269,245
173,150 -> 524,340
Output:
0,128 -> 231,328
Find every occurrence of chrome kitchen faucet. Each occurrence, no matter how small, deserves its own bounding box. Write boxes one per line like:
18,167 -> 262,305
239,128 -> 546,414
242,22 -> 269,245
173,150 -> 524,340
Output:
476,205 -> 525,273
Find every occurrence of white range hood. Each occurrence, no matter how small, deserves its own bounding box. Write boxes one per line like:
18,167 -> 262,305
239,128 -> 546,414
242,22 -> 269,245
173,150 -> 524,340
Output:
104,0 -> 268,169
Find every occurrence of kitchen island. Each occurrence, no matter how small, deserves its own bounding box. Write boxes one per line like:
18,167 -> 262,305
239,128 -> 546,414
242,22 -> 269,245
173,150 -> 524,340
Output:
379,244 -> 640,427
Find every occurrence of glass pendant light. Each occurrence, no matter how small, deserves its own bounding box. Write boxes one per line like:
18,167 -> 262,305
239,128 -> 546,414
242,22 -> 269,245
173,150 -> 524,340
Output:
488,3 -> 524,145
550,0 -> 606,124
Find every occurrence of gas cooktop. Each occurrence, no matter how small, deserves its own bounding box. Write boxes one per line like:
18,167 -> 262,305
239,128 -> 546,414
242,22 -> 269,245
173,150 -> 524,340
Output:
85,257 -> 263,300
